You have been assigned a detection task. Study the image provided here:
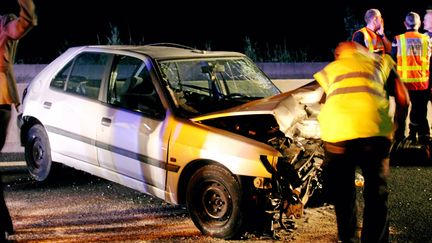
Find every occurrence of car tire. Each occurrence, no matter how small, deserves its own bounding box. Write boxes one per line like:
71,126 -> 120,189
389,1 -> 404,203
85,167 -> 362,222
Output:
186,164 -> 244,239
24,124 -> 52,181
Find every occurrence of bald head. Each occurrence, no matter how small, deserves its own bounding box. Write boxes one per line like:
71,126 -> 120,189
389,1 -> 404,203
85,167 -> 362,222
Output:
364,9 -> 383,32
405,12 -> 421,30
365,9 -> 381,24
424,10 -> 432,33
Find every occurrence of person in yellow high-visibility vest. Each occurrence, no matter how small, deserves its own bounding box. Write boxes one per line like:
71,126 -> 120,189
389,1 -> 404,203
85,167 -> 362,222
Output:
314,41 -> 409,243
353,9 -> 392,56
392,12 -> 431,143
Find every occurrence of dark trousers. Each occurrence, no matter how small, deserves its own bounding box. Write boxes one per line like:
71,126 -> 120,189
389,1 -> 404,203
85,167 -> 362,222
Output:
323,137 -> 390,243
0,105 -> 13,238
394,90 -> 430,140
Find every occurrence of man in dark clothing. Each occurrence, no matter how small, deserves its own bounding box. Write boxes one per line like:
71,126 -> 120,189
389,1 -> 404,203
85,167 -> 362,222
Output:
0,0 -> 37,241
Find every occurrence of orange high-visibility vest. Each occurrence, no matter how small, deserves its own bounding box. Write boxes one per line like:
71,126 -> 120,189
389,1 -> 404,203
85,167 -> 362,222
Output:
313,52 -> 394,143
394,32 -> 430,90
353,27 -> 386,55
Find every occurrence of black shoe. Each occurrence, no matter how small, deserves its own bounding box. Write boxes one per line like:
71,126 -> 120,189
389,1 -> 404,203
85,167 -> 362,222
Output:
390,139 -> 403,160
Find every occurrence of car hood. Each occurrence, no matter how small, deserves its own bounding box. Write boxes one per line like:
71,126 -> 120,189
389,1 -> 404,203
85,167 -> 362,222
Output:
192,81 -> 322,140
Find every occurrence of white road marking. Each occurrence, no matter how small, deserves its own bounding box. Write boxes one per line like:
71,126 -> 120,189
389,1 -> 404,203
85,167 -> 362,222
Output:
0,161 -> 26,167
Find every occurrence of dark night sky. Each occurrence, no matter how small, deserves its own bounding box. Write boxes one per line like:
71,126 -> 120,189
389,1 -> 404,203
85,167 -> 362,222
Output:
1,0 -> 432,63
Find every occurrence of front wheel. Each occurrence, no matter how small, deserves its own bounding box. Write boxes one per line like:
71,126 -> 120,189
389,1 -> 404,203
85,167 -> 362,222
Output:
186,164 -> 244,239
24,124 -> 52,181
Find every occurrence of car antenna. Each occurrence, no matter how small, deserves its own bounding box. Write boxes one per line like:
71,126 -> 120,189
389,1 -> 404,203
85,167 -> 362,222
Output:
145,43 -> 206,53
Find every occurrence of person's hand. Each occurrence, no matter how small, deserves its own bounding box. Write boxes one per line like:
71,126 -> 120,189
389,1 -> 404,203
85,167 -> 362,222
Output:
376,18 -> 385,37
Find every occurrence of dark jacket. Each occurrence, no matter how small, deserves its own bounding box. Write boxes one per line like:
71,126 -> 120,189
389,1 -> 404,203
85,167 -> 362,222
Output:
0,0 -> 37,107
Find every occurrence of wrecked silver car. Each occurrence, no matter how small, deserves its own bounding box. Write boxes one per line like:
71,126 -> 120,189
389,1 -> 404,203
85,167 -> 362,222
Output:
18,43 -> 324,239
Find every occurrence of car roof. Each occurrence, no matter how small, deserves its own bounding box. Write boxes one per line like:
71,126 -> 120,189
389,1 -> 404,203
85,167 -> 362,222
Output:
77,43 -> 246,61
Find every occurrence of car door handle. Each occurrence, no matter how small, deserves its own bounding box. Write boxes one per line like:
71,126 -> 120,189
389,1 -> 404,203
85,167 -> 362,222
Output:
43,101 -> 52,109
101,117 -> 111,126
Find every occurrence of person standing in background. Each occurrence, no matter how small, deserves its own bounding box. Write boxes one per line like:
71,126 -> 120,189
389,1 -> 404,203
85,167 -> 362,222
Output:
423,9 -> 432,137
423,10 -> 432,38
423,10 -> 432,105
392,12 -> 431,143
352,8 -> 392,56
0,0 -> 37,241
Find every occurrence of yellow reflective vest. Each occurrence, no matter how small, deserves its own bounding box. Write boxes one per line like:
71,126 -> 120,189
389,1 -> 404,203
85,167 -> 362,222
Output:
394,31 -> 430,90
313,52 -> 394,143
353,27 -> 386,55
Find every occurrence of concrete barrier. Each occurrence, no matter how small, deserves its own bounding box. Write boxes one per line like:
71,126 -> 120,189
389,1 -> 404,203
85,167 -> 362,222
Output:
4,64 -> 47,153
256,62 -> 328,79
4,83 -> 27,153
5,80 -> 308,153
14,64 -> 47,83
13,63 -> 328,82
4,64 -> 317,154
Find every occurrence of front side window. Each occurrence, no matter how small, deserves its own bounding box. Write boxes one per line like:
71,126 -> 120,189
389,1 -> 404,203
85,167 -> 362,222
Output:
107,55 -> 164,118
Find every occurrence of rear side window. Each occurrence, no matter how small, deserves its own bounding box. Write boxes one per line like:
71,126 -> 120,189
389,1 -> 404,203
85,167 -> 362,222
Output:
50,52 -> 110,99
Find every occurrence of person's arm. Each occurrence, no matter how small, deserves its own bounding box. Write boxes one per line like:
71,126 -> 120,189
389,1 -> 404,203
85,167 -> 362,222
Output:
391,70 -> 410,109
386,68 -> 409,111
385,69 -> 410,139
4,0 -> 37,40
376,19 -> 392,54
379,35 -> 392,54
430,58 -> 432,92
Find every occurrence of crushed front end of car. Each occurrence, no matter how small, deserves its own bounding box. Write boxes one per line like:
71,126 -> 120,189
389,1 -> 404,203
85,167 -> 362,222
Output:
192,87 -> 325,238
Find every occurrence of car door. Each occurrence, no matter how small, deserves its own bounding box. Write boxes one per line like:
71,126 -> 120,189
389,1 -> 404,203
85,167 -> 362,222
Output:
44,52 -> 111,165
96,55 -> 169,196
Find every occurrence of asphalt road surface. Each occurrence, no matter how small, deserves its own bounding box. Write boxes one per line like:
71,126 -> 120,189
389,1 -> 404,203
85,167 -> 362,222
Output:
1,158 -> 432,242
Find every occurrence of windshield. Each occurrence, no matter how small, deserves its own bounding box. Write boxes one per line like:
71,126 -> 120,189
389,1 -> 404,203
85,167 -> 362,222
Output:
159,57 -> 280,117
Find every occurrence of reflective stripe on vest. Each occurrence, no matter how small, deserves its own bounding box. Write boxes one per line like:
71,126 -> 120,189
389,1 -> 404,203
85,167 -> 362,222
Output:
395,32 -> 430,90
326,72 -> 385,100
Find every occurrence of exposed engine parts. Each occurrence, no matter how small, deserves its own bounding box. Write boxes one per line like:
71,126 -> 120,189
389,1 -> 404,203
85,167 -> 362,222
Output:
259,135 -> 324,238
197,92 -> 325,238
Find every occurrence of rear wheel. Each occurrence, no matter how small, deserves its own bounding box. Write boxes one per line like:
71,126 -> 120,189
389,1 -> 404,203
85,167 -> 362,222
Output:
186,164 -> 244,239
24,124 -> 52,181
